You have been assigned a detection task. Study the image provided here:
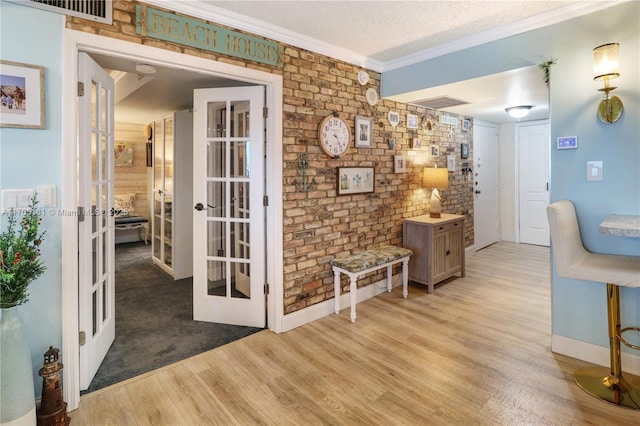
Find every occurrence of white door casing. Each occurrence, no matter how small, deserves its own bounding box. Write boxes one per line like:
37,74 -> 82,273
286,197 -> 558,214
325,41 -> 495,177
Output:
77,52 -> 116,390
62,30 -> 283,411
192,86 -> 266,327
473,121 -> 500,250
517,121 -> 550,246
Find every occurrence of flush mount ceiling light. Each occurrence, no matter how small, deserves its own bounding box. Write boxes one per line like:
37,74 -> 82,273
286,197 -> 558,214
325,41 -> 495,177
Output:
505,105 -> 532,119
135,63 -> 156,74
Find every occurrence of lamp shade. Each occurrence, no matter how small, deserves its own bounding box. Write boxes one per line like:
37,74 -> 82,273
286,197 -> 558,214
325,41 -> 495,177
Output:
423,167 -> 448,189
593,43 -> 620,81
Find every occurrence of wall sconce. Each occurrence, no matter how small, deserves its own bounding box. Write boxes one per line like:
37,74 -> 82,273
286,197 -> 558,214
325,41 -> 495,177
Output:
505,105 -> 532,119
423,166 -> 449,218
593,42 -> 623,123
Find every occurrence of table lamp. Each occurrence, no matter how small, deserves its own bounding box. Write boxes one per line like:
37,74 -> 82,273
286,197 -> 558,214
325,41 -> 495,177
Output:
423,166 -> 449,218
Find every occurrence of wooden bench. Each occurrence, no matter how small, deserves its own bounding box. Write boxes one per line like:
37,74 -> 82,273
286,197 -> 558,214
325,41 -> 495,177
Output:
331,245 -> 412,322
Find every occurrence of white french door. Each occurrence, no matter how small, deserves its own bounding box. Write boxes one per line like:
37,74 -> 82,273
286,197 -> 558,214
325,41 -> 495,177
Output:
77,52 -> 116,390
193,86 -> 265,327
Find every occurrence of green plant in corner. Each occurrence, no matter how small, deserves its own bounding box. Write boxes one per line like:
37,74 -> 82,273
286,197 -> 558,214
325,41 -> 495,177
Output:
539,57 -> 558,87
0,195 -> 46,308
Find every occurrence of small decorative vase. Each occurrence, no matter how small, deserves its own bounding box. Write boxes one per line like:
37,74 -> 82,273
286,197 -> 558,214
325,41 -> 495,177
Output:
0,307 -> 36,426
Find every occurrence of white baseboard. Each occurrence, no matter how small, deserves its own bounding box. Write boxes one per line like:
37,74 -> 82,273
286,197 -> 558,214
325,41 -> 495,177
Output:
552,334 -> 640,376
280,273 -> 403,332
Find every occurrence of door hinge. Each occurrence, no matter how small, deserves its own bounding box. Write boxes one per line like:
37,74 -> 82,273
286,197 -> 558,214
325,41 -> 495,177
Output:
78,206 -> 85,222
263,195 -> 269,207
264,283 -> 269,294
79,331 -> 86,346
77,81 -> 85,97
263,107 -> 268,118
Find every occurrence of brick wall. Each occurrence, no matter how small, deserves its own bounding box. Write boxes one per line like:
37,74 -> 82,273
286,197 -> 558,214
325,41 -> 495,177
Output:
69,0 -> 474,315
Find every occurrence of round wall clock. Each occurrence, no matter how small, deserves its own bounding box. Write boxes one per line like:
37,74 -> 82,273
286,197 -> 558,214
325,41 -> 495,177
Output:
318,113 -> 351,158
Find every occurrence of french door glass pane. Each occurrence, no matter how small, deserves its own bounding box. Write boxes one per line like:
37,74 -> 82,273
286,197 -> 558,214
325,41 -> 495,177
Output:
207,260 -> 226,296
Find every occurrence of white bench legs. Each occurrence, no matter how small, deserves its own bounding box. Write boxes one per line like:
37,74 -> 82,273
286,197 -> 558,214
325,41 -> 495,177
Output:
332,255 -> 410,323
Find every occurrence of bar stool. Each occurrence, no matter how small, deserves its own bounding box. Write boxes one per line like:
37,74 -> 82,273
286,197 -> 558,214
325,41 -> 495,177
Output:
547,200 -> 639,410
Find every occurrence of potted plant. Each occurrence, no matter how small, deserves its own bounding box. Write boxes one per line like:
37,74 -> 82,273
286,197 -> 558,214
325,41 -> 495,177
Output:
0,194 -> 46,425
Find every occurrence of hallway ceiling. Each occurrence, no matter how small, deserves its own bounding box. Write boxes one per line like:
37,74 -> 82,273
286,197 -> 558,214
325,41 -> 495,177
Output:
102,0 -> 615,124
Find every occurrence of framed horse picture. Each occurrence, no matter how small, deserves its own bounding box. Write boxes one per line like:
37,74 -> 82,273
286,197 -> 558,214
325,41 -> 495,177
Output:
0,60 -> 45,129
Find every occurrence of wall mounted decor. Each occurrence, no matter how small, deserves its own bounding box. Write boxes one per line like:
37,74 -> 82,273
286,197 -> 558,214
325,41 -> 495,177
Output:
388,111 -> 400,128
114,143 -> 133,166
355,115 -> 373,148
411,138 -> 421,149
337,167 -> 375,195
461,143 -> 469,159
0,60 -> 45,129
394,155 -> 406,173
318,112 -> 351,158
365,88 -> 378,106
462,119 -> 471,132
430,144 -> 440,157
357,70 -> 370,85
407,113 -> 418,129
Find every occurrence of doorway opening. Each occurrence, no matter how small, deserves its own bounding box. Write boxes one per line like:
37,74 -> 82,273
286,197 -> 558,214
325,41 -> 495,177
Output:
62,30 -> 284,410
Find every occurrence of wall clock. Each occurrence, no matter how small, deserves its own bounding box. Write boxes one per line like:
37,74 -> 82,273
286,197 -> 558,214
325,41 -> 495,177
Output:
318,112 -> 351,158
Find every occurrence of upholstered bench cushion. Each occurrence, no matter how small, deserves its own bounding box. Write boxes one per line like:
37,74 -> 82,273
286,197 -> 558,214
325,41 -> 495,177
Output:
115,215 -> 148,226
330,245 -> 413,273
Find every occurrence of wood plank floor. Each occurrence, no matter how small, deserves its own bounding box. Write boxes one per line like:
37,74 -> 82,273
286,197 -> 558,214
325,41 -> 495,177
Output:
69,242 -> 639,425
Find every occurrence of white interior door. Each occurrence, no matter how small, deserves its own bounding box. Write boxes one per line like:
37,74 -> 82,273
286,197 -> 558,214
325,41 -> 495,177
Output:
518,121 -> 550,246
77,52 -> 115,390
473,121 -> 499,250
193,86 -> 265,327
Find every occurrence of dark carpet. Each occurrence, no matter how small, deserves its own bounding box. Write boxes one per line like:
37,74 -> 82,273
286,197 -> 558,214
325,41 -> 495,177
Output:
83,241 -> 263,394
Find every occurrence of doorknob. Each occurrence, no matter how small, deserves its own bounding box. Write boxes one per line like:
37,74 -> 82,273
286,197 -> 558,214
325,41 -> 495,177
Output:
475,190 -> 481,195
194,203 -> 204,211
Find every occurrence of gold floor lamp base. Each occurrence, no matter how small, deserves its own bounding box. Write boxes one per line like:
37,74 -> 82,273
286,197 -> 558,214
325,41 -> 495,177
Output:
575,367 -> 640,410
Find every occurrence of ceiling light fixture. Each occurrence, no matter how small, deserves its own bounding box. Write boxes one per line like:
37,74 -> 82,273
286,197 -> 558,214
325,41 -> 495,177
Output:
505,105 -> 532,119
135,63 -> 156,75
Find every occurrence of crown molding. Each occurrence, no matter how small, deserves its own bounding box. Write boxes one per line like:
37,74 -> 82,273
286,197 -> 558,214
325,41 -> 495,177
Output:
142,0 -> 623,74
381,1 -> 624,72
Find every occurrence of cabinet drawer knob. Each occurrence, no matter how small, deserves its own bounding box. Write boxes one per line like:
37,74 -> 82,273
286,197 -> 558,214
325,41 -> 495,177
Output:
446,249 -> 451,256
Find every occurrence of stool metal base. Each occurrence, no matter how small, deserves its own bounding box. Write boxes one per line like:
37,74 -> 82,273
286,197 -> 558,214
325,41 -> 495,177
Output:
575,366 -> 640,410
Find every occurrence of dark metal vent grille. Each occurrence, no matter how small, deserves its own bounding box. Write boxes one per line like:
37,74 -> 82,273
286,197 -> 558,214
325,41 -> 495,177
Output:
8,0 -> 112,24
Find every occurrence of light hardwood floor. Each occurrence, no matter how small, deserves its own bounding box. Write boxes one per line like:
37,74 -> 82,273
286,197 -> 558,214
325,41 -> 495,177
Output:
69,242 -> 639,425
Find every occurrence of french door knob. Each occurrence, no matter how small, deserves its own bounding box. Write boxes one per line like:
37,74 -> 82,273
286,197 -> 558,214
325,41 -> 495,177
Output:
194,203 -> 204,211
475,190 -> 481,194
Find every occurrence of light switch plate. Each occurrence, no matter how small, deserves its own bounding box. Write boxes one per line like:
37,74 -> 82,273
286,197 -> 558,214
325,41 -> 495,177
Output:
586,161 -> 603,181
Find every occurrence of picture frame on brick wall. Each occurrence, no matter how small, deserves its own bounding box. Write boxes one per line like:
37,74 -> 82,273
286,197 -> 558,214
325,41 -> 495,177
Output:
407,113 -> 418,129
355,115 -> 373,148
337,167 -> 375,195
430,144 -> 440,157
394,155 -> 406,173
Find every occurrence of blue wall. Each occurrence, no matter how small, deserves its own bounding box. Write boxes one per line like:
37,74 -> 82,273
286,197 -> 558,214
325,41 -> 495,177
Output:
384,1 -> 640,354
1,1 -> 63,396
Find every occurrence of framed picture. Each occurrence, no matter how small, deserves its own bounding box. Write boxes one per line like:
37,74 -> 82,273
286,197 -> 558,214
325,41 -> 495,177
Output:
394,155 -> 406,173
388,111 -> 400,128
355,115 -> 374,148
411,138 -> 421,149
430,144 -> 440,157
461,143 -> 469,159
407,113 -> 418,129
0,60 -> 45,129
447,155 -> 456,172
114,143 -> 134,166
337,167 -> 375,195
557,136 -> 578,149
463,119 -> 471,132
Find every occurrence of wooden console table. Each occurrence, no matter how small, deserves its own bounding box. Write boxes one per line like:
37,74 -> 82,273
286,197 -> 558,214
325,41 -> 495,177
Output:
402,214 -> 465,293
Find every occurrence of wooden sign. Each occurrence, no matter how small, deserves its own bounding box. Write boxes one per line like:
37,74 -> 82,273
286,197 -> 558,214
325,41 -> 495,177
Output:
136,5 -> 284,67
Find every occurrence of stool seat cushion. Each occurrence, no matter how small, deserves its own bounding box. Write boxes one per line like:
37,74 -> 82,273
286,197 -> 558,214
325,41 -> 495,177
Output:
115,215 -> 148,225
547,200 -> 640,288
330,246 -> 412,273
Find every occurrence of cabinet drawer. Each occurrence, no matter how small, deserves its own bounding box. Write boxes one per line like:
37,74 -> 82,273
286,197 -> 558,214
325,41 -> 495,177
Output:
433,220 -> 462,234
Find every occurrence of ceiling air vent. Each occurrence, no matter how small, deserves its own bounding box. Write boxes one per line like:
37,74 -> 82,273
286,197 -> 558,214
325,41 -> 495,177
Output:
7,0 -> 112,24
411,96 -> 469,110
